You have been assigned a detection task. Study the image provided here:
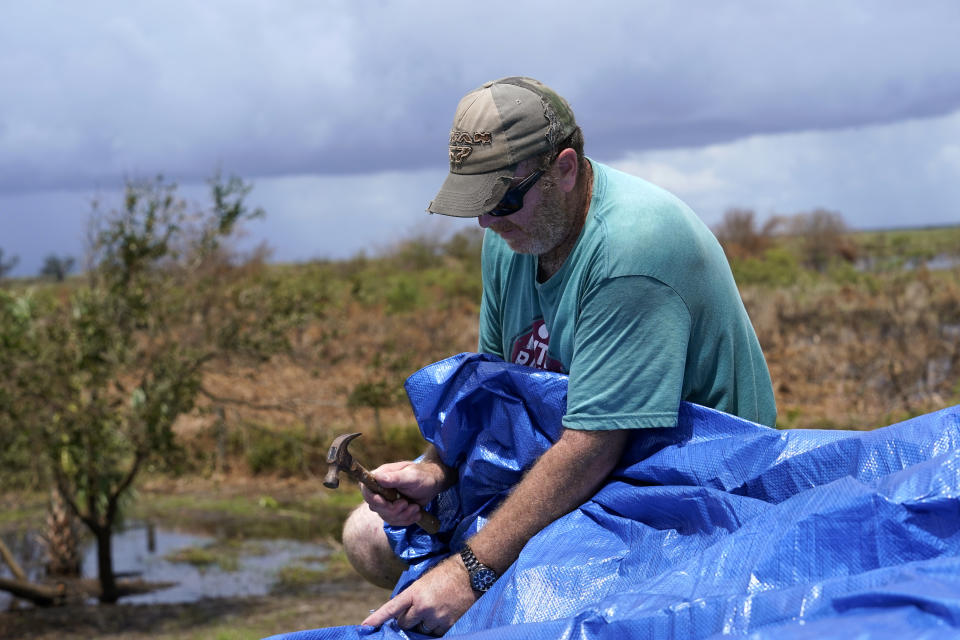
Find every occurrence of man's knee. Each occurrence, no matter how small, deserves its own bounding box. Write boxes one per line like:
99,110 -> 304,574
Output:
342,504 -> 407,589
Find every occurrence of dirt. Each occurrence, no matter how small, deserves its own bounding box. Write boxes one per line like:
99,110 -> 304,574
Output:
0,476 -> 391,639
0,581 -> 390,639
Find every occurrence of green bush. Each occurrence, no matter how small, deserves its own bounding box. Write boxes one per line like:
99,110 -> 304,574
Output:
243,425 -> 305,476
430,269 -> 482,308
443,228 -> 484,264
389,237 -> 445,271
731,247 -> 804,288
385,274 -> 425,314
826,261 -> 879,291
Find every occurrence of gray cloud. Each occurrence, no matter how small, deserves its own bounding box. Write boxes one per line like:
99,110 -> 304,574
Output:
3,108 -> 958,279
2,1 -> 959,194
613,109 -> 960,230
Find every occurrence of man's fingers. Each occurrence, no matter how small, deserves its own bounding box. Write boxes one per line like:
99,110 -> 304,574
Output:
361,593 -> 438,632
371,461 -> 415,487
392,601 -> 438,632
361,481 -> 424,526
413,618 -> 447,636
362,491 -> 420,526
363,555 -> 474,634
376,466 -> 417,490
361,487 -> 399,509
362,593 -> 408,628
362,487 -> 406,512
380,503 -> 420,527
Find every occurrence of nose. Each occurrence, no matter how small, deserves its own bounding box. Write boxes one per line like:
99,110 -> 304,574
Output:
477,212 -> 494,228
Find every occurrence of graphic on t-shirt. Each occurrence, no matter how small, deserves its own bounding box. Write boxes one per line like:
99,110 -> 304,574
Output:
510,319 -> 564,372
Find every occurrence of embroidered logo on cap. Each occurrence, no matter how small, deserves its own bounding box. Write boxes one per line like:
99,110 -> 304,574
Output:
449,130 -> 492,167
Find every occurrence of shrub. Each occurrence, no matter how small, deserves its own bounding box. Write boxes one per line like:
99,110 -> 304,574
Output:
714,208 -> 781,259
731,247 -> 804,288
385,274 -> 424,314
243,425 -> 305,476
787,209 -> 855,271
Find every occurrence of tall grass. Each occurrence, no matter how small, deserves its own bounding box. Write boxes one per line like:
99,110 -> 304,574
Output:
4,223 -> 959,483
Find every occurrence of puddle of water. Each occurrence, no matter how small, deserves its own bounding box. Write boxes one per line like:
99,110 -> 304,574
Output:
856,253 -> 960,272
0,522 -> 333,608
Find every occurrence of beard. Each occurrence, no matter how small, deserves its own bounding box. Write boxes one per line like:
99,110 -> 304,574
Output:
496,177 -> 573,256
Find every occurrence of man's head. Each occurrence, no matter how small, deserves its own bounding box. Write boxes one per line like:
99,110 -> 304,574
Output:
427,76 -> 586,220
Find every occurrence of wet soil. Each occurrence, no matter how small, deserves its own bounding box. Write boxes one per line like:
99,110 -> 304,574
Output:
0,476 -> 388,639
0,581 -> 390,639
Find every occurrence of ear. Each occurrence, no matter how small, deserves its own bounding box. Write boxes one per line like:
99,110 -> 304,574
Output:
554,148 -> 579,193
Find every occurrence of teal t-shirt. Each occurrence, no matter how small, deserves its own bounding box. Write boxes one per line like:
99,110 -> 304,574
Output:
478,160 -> 777,430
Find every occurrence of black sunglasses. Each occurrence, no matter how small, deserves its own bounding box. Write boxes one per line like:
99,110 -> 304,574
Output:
486,169 -> 546,217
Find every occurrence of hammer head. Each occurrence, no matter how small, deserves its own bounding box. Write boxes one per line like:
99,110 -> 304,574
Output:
323,432 -> 362,489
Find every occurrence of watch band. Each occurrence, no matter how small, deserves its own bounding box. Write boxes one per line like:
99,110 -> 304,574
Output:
459,544 -> 499,593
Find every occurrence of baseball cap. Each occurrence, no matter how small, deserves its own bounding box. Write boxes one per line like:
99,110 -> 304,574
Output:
427,76 -> 578,218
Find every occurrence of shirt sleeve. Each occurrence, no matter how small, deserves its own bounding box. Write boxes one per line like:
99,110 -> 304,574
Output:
477,232 -> 505,359
563,275 -> 690,430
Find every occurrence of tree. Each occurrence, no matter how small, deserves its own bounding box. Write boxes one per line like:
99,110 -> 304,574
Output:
713,208 -> 782,259
787,209 -> 855,271
0,174 -> 306,603
348,380 -> 397,438
39,254 -> 76,281
0,248 -> 18,279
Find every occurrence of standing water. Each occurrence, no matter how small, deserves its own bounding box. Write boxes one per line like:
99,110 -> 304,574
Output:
0,522 -> 335,608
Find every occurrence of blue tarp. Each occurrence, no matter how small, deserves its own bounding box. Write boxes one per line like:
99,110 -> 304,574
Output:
266,353 -> 960,639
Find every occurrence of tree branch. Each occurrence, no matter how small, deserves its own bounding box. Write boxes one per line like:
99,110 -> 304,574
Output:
0,538 -> 27,582
0,577 -> 64,606
108,451 -> 145,520
198,385 -> 298,413
53,470 -> 97,534
198,385 -> 343,412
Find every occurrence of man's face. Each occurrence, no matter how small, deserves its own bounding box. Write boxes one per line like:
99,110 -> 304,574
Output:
477,163 -> 570,256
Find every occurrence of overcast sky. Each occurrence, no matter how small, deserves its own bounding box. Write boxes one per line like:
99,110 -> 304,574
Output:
2,1 -> 959,277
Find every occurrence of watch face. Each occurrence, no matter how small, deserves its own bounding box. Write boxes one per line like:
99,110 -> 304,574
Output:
470,567 -> 498,593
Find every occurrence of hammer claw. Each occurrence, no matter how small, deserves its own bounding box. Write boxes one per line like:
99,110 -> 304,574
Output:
324,432 -> 440,534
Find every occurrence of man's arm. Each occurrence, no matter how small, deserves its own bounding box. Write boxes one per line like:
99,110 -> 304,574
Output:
363,427 -> 629,634
470,427 -> 628,573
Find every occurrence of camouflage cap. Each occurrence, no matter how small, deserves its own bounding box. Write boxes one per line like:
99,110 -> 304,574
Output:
427,76 -> 578,218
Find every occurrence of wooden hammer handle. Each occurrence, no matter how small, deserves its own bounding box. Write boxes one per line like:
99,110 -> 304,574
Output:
353,464 -> 441,534
355,465 -> 401,501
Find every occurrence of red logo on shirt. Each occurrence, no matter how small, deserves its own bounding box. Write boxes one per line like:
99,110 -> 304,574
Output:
510,319 -> 564,372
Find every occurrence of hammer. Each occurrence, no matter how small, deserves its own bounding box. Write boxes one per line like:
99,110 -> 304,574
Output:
324,432 -> 440,534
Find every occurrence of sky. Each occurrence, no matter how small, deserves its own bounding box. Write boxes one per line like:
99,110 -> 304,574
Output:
1,1 -> 959,277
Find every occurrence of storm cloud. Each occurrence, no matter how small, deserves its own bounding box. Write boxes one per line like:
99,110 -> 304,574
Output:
1,1 -> 958,277
2,1 -> 959,193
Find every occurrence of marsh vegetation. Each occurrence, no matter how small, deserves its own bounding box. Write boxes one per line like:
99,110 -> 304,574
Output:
1,186 -> 958,638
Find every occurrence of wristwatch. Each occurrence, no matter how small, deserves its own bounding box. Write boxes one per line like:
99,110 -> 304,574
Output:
459,544 -> 499,593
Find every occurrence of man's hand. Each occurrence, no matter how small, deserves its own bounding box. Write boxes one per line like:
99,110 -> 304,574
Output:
362,554 -> 477,635
363,458 -> 449,527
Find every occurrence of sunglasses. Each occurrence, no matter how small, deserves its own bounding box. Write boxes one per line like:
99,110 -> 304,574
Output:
486,169 -> 546,217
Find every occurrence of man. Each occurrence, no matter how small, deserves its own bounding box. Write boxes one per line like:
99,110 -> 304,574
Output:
351,76 -> 777,635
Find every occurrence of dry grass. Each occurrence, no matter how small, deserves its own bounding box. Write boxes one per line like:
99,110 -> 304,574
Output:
174,272 -> 960,483
159,231 -> 960,480
744,269 -> 960,428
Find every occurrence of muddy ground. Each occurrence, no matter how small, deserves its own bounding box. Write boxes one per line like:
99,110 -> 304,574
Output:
0,583 -> 390,640
0,477 -> 391,640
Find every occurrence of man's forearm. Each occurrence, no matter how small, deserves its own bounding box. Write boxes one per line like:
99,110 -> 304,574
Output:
467,428 -> 629,574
